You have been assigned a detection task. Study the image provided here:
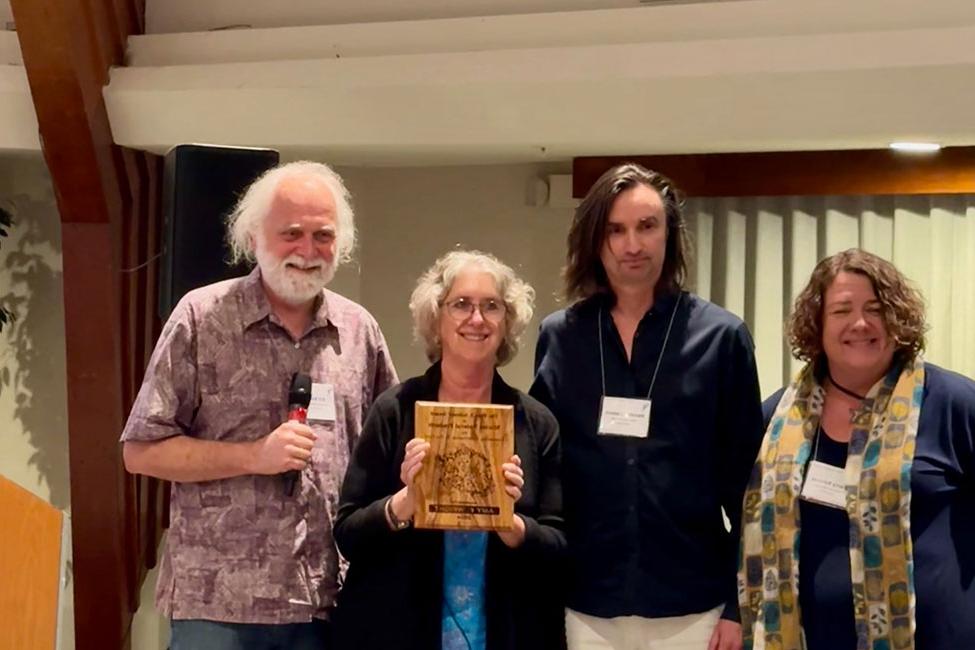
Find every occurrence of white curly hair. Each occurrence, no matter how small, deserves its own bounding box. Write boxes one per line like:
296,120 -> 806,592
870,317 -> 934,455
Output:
409,250 -> 535,366
225,160 -> 356,265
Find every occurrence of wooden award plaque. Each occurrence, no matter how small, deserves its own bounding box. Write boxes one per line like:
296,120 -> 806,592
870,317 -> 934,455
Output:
413,401 -> 515,531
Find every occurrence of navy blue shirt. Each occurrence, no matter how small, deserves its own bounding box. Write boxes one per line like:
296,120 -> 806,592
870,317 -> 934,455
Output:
531,291 -> 764,620
763,363 -> 975,650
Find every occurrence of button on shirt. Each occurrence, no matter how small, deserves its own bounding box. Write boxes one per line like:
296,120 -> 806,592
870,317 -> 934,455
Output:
120,268 -> 397,624
530,291 -> 764,620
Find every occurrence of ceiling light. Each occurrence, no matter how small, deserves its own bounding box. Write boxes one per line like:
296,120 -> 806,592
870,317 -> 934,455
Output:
889,142 -> 942,153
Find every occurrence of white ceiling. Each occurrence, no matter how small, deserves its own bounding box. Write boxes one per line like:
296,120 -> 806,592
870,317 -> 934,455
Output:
144,0 -> 975,37
6,0 -> 975,163
0,26 -> 38,152
145,0 -> 730,33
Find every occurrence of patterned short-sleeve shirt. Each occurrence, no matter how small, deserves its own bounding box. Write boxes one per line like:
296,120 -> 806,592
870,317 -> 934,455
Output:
121,268 -> 397,624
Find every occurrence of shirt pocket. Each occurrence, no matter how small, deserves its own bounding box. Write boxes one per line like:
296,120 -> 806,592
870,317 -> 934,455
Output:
200,356 -> 264,395
196,347 -> 276,441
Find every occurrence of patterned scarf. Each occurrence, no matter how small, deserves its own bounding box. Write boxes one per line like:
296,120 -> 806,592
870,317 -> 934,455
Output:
739,357 -> 924,650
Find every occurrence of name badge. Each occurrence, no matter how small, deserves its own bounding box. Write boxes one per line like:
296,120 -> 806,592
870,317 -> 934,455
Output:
597,396 -> 651,438
800,460 -> 847,509
307,383 -> 336,422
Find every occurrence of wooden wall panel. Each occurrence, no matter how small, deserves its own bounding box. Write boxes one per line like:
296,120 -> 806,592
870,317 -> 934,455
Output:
0,476 -> 63,650
573,148 -> 975,199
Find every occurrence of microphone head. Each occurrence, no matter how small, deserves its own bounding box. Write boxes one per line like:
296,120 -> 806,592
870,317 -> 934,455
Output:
288,372 -> 312,408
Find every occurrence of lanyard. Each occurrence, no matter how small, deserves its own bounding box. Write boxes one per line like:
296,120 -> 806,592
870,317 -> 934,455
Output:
598,292 -> 682,399
811,424 -> 824,462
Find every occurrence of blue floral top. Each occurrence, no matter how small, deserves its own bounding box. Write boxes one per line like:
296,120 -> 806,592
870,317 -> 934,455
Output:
441,531 -> 488,650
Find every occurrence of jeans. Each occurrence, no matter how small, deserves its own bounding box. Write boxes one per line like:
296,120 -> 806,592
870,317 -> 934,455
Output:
169,619 -> 329,650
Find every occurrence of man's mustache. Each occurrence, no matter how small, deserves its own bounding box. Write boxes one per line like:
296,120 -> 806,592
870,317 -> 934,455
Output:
283,258 -> 325,271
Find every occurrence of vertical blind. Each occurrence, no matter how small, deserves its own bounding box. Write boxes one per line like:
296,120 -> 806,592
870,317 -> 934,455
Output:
684,194 -> 975,398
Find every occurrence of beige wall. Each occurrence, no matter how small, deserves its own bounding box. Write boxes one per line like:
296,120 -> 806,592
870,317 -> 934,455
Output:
130,547 -> 169,650
9,158 -> 971,649
0,154 -> 74,647
340,162 -> 574,390
0,155 -> 70,507
338,166 -> 975,402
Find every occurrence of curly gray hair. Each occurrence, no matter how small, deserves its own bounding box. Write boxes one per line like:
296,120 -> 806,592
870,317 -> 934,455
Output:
409,250 -> 535,366
225,160 -> 356,265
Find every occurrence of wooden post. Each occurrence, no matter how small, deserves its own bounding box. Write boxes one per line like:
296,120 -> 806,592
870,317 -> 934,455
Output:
11,1 -> 165,647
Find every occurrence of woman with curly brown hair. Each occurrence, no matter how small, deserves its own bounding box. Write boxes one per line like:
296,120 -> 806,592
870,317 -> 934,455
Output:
739,248 -> 975,650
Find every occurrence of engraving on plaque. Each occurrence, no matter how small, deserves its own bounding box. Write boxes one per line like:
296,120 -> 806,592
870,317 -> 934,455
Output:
435,447 -> 497,511
413,401 -> 514,530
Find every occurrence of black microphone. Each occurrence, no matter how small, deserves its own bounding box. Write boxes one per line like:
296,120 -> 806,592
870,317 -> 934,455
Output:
284,372 -> 312,497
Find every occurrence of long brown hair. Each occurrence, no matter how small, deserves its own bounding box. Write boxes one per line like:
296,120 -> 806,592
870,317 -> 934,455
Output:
562,163 -> 689,303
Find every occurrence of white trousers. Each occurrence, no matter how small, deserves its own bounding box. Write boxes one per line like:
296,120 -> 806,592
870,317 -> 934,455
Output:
565,606 -> 722,650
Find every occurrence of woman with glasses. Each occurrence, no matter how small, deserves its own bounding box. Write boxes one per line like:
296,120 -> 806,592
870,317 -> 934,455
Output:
333,250 -> 566,649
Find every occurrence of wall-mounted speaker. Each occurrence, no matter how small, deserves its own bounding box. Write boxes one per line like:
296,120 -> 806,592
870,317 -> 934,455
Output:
159,144 -> 279,318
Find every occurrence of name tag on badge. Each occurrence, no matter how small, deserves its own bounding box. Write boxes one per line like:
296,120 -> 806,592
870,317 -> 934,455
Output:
597,396 -> 651,438
800,460 -> 847,509
307,383 -> 336,422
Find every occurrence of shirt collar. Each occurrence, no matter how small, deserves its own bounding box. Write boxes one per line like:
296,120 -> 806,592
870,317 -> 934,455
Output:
649,288 -> 681,318
419,361 -> 518,406
590,287 -> 683,318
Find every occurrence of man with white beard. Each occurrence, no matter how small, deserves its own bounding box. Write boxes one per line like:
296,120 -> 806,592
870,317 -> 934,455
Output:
121,161 -> 397,650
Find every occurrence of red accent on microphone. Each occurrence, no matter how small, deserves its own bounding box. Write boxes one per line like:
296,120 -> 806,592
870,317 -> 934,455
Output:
284,373 -> 312,497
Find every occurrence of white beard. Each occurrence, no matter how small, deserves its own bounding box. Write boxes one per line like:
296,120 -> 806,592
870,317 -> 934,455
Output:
255,241 -> 335,306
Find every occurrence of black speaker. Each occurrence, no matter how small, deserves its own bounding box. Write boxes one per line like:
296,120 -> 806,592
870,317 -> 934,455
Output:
159,144 -> 280,318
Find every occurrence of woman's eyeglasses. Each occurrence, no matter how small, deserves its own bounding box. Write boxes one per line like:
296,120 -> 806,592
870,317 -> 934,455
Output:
443,297 -> 506,323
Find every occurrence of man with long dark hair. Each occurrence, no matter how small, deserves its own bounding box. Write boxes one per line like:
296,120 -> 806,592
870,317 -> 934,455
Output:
531,164 -> 763,650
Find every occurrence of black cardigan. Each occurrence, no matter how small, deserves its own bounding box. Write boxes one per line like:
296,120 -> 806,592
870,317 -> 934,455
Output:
332,364 -> 567,649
